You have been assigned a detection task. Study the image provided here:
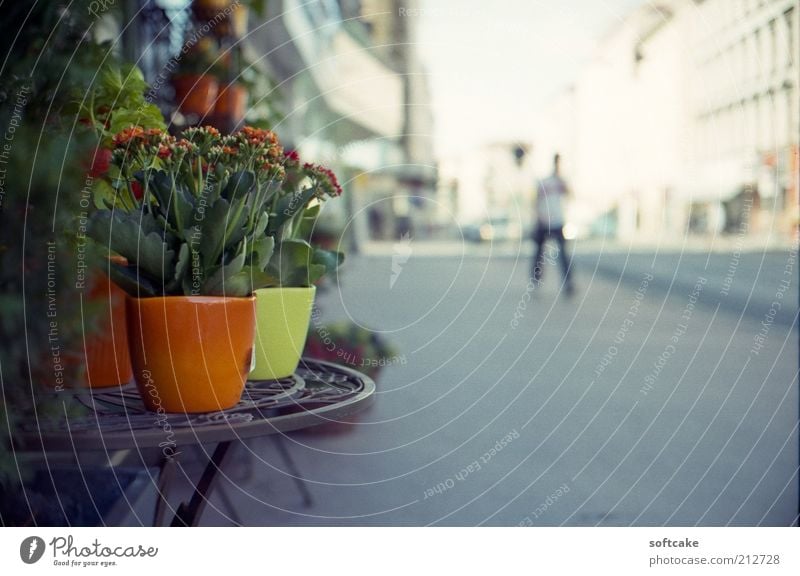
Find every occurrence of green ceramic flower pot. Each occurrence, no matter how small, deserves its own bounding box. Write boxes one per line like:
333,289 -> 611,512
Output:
250,286 -> 316,380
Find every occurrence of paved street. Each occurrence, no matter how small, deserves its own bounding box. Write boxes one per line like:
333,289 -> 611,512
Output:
152,244 -> 797,526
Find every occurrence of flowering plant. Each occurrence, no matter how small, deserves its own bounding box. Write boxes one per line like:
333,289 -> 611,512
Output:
88,125 -> 344,296
263,148 -> 345,286
89,125 -> 281,297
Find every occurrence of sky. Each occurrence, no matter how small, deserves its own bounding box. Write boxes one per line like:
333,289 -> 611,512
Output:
415,0 -> 647,159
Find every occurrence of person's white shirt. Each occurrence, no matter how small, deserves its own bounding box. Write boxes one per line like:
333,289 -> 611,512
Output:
535,174 -> 568,228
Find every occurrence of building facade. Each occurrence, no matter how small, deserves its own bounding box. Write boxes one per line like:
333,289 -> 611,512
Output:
688,0 -> 799,239
249,0 -> 436,246
536,0 -> 799,244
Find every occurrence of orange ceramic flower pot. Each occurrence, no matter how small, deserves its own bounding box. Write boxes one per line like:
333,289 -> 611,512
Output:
172,74 -> 219,117
57,269 -> 133,389
84,273 -> 134,388
213,83 -> 247,124
127,296 -> 255,413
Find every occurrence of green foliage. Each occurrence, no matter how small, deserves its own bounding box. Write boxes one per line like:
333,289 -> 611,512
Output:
265,238 -> 343,288
88,124 -> 283,297
90,126 -> 346,293
305,320 -> 399,380
80,62 -> 165,142
0,4 -> 166,507
89,179 -> 276,297
263,153 -> 345,287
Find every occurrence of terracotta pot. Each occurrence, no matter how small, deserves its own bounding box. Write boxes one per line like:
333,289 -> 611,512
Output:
213,83 -> 247,125
83,273 -> 134,388
251,287 -> 316,380
127,296 -> 255,413
172,74 -> 219,118
55,264 -> 133,389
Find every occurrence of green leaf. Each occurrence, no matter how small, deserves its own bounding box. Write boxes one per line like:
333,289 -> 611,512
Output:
263,240 -> 343,287
254,210 -> 269,237
105,262 -> 159,298
88,210 -> 175,284
295,204 -> 321,241
266,239 -> 312,287
198,198 -> 229,269
311,248 -> 344,281
99,62 -> 148,108
211,266 -> 274,296
92,179 -> 116,210
106,104 -> 164,136
267,187 -> 316,236
222,170 -> 256,202
249,235 -> 275,271
164,242 -> 191,294
223,196 -> 250,250
201,250 -> 246,295
198,197 -> 248,270
143,171 -> 195,233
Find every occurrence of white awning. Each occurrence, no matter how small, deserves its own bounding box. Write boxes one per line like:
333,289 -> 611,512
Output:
284,2 -> 404,138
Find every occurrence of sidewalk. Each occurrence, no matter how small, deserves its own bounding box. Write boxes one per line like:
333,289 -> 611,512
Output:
359,236 -> 798,257
574,249 -> 798,327
363,239 -> 799,325
125,252 -> 797,526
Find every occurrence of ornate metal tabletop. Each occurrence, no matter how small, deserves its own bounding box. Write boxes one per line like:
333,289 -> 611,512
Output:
26,358 -> 375,450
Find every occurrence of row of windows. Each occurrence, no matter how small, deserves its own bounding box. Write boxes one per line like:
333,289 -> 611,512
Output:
700,0 -> 795,36
695,87 -> 797,159
696,5 -> 796,98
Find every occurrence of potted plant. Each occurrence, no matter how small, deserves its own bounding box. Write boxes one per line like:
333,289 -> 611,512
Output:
0,1 -> 117,518
171,37 -> 220,119
304,321 -> 400,381
213,81 -> 247,127
210,46 -> 248,130
89,125 -> 284,412
75,62 -> 167,388
250,150 -> 345,380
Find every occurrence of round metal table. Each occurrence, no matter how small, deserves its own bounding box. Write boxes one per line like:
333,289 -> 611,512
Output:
24,359 -> 375,526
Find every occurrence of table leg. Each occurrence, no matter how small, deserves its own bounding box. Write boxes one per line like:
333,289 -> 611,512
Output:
153,455 -> 177,527
171,441 -> 234,527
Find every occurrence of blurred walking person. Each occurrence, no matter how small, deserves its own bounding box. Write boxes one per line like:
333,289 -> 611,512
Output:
532,154 -> 574,295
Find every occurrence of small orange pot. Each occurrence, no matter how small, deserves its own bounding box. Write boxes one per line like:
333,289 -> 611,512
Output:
127,296 -> 255,413
213,83 -> 247,124
172,74 -> 219,118
56,268 -> 133,389
83,273 -> 134,388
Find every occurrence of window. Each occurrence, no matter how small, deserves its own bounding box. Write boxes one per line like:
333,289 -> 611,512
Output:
734,100 -> 745,151
740,39 -> 748,88
758,94 -> 771,151
768,19 -> 777,74
786,8 -> 795,68
787,89 -> 796,151
753,29 -> 761,81
775,88 -> 789,148
746,96 -> 758,152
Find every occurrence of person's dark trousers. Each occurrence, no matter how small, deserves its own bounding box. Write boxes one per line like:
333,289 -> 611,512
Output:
532,224 -> 573,289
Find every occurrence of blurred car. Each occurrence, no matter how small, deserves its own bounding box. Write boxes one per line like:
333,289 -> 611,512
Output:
463,216 -> 523,242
